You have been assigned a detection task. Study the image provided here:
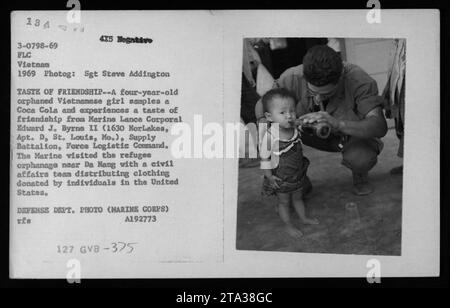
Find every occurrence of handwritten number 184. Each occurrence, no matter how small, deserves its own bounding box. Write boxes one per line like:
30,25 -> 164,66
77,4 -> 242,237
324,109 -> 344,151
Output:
26,18 -> 50,29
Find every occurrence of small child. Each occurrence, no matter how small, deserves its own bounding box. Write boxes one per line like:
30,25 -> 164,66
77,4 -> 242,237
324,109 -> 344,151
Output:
259,88 -> 319,238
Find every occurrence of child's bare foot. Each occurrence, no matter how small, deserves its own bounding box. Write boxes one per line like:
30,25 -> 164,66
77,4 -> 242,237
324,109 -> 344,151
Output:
284,224 -> 303,238
301,217 -> 319,225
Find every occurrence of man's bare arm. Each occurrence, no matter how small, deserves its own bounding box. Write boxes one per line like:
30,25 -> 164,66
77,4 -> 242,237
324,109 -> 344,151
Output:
299,107 -> 388,139
338,107 -> 388,138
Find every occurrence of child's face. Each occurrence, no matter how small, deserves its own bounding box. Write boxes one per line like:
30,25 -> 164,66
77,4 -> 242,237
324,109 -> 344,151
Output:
265,96 -> 296,129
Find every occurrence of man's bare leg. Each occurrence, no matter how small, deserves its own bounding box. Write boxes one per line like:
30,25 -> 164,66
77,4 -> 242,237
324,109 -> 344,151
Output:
277,192 -> 303,238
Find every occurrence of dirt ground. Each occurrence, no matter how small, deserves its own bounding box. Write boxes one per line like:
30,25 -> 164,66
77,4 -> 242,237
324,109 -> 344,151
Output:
236,122 -> 403,256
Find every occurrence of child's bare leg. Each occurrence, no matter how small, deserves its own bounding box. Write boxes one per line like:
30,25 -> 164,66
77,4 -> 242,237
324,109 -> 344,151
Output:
277,192 -> 303,238
292,189 -> 319,225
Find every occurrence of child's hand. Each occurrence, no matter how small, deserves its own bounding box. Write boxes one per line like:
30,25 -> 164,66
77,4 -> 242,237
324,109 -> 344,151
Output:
294,118 -> 304,131
294,118 -> 303,126
268,175 -> 282,189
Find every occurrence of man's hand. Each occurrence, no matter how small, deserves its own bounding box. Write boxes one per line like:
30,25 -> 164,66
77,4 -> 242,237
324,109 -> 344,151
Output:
298,111 -> 341,131
297,107 -> 387,139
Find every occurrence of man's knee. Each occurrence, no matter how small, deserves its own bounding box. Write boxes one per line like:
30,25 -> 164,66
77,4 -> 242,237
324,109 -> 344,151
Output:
341,140 -> 378,173
301,134 -> 341,153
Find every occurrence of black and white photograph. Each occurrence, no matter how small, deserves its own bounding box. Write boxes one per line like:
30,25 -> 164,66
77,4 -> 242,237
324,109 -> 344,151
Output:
5,5 -> 442,284
237,37 -> 406,255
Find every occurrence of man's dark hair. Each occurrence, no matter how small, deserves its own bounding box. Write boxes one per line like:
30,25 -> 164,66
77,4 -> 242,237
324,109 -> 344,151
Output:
262,88 -> 296,113
303,45 -> 343,86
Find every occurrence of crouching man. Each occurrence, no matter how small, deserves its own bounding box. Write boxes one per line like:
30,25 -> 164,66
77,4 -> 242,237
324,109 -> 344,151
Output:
255,45 -> 388,195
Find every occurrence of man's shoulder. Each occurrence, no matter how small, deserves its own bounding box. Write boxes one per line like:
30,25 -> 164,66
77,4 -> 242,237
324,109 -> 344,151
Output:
343,62 -> 374,83
278,64 -> 304,85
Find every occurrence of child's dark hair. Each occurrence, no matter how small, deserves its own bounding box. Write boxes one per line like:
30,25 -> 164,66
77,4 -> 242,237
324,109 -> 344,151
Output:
303,45 -> 343,86
261,88 -> 297,113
